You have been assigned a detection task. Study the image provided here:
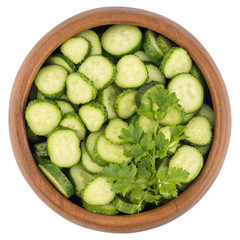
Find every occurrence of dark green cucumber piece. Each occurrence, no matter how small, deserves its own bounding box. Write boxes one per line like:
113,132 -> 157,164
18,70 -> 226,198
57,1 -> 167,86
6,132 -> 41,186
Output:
143,30 -> 164,65
156,35 -> 175,55
82,201 -> 118,215
35,65 -> 68,99
47,127 -> 81,168
33,142 -> 48,157
196,103 -> 214,128
101,24 -> 142,57
39,160 -> 75,198
60,37 -> 90,64
25,100 -> 62,136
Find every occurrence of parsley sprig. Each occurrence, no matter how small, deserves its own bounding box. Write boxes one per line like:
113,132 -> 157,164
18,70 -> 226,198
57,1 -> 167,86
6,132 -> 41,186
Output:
100,86 -> 189,211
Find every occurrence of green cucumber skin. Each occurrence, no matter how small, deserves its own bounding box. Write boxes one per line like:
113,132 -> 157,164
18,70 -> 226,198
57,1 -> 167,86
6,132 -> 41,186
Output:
143,30 -> 164,65
92,143 -> 109,167
82,201 -> 118,215
156,35 -> 175,55
39,160 -> 75,198
33,142 -> 48,157
46,53 -> 77,73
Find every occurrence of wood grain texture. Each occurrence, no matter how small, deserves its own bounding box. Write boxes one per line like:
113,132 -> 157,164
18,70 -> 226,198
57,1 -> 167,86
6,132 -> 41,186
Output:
9,7 -> 231,233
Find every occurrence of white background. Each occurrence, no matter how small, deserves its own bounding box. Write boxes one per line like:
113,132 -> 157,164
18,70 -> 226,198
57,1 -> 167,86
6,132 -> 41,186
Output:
1,0 -> 239,239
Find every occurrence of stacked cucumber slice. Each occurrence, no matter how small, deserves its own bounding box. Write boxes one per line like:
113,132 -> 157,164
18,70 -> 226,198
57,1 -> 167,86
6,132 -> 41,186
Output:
26,24 -> 214,215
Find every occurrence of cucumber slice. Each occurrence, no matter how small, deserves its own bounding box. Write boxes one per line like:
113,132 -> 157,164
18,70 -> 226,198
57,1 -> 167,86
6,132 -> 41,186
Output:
160,47 -> 192,78
78,55 -> 116,90
134,51 -> 152,62
181,111 -> 197,124
47,127 -> 81,168
115,90 -> 137,119
46,54 -> 76,73
145,64 -> 166,85
159,107 -> 184,126
60,37 -> 90,64
26,125 -> 41,142
75,29 -> 102,55
96,134 -> 132,164
82,201 -> 118,215
196,103 -> 214,128
127,113 -> 138,125
35,65 -> 67,99
190,62 -> 207,91
66,72 -> 97,105
195,144 -> 211,157
105,118 -> 129,144
101,24 -> 142,57
79,101 -> 107,132
39,160 -> 75,198
168,73 -> 204,114
68,163 -> 93,197
184,116 -> 212,146
81,142 -> 103,174
59,112 -> 86,141
156,35 -> 175,55
136,81 -> 164,106
33,142 -> 48,157
97,83 -> 121,119
82,176 -> 115,205
115,55 -> 148,89
112,196 -> 144,214
158,126 -> 179,155
86,126 -> 106,161
25,100 -> 62,136
55,99 -> 75,115
36,90 -> 45,100
169,145 -> 204,183
143,30 -> 164,65
136,115 -> 155,134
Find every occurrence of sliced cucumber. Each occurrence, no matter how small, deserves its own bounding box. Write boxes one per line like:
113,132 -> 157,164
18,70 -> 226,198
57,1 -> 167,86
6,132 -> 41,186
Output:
46,54 -> 76,73
115,90 -> 137,119
184,116 -> 212,146
156,35 -> 175,55
33,142 -> 48,157
115,55 -> 148,89
134,50 -> 152,62
95,134 -> 132,164
169,145 -> 204,183
82,176 -> 115,205
160,47 -> 192,78
25,100 -> 62,136
39,160 -> 75,198
79,101 -> 107,132
112,196 -> 144,214
26,125 -> 41,142
127,113 -> 138,125
181,111 -> 197,125
195,144 -> 211,157
60,37 -> 90,64
105,118 -> 129,144
36,90 -> 45,100
168,73 -> 204,114
190,62 -> 207,91
159,107 -> 184,126
78,55 -> 116,90
68,163 -> 93,197
81,142 -> 103,174
82,201 -> 118,215
97,83 -> 121,119
143,30 -> 164,65
75,29 -> 102,55
47,127 -> 81,168
101,24 -> 142,57
35,65 -> 68,99
145,63 -> 166,85
136,115 -> 155,134
86,126 -> 106,161
66,72 -> 97,104
59,112 -> 86,141
196,103 -> 214,128
55,99 -> 75,115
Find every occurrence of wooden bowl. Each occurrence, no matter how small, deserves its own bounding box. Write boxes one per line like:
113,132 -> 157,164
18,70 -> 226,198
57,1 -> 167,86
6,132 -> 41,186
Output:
9,7 -> 231,233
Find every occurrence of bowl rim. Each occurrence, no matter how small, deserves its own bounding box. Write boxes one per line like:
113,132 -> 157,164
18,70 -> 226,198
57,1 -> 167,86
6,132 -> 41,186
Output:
9,7 -> 231,233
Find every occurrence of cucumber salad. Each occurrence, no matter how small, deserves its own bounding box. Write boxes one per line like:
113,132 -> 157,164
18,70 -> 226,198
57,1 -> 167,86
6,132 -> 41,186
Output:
25,24 -> 214,215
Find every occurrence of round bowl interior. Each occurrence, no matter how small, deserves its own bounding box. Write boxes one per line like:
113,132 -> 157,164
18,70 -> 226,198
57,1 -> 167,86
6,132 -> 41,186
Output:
9,7 -> 231,233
